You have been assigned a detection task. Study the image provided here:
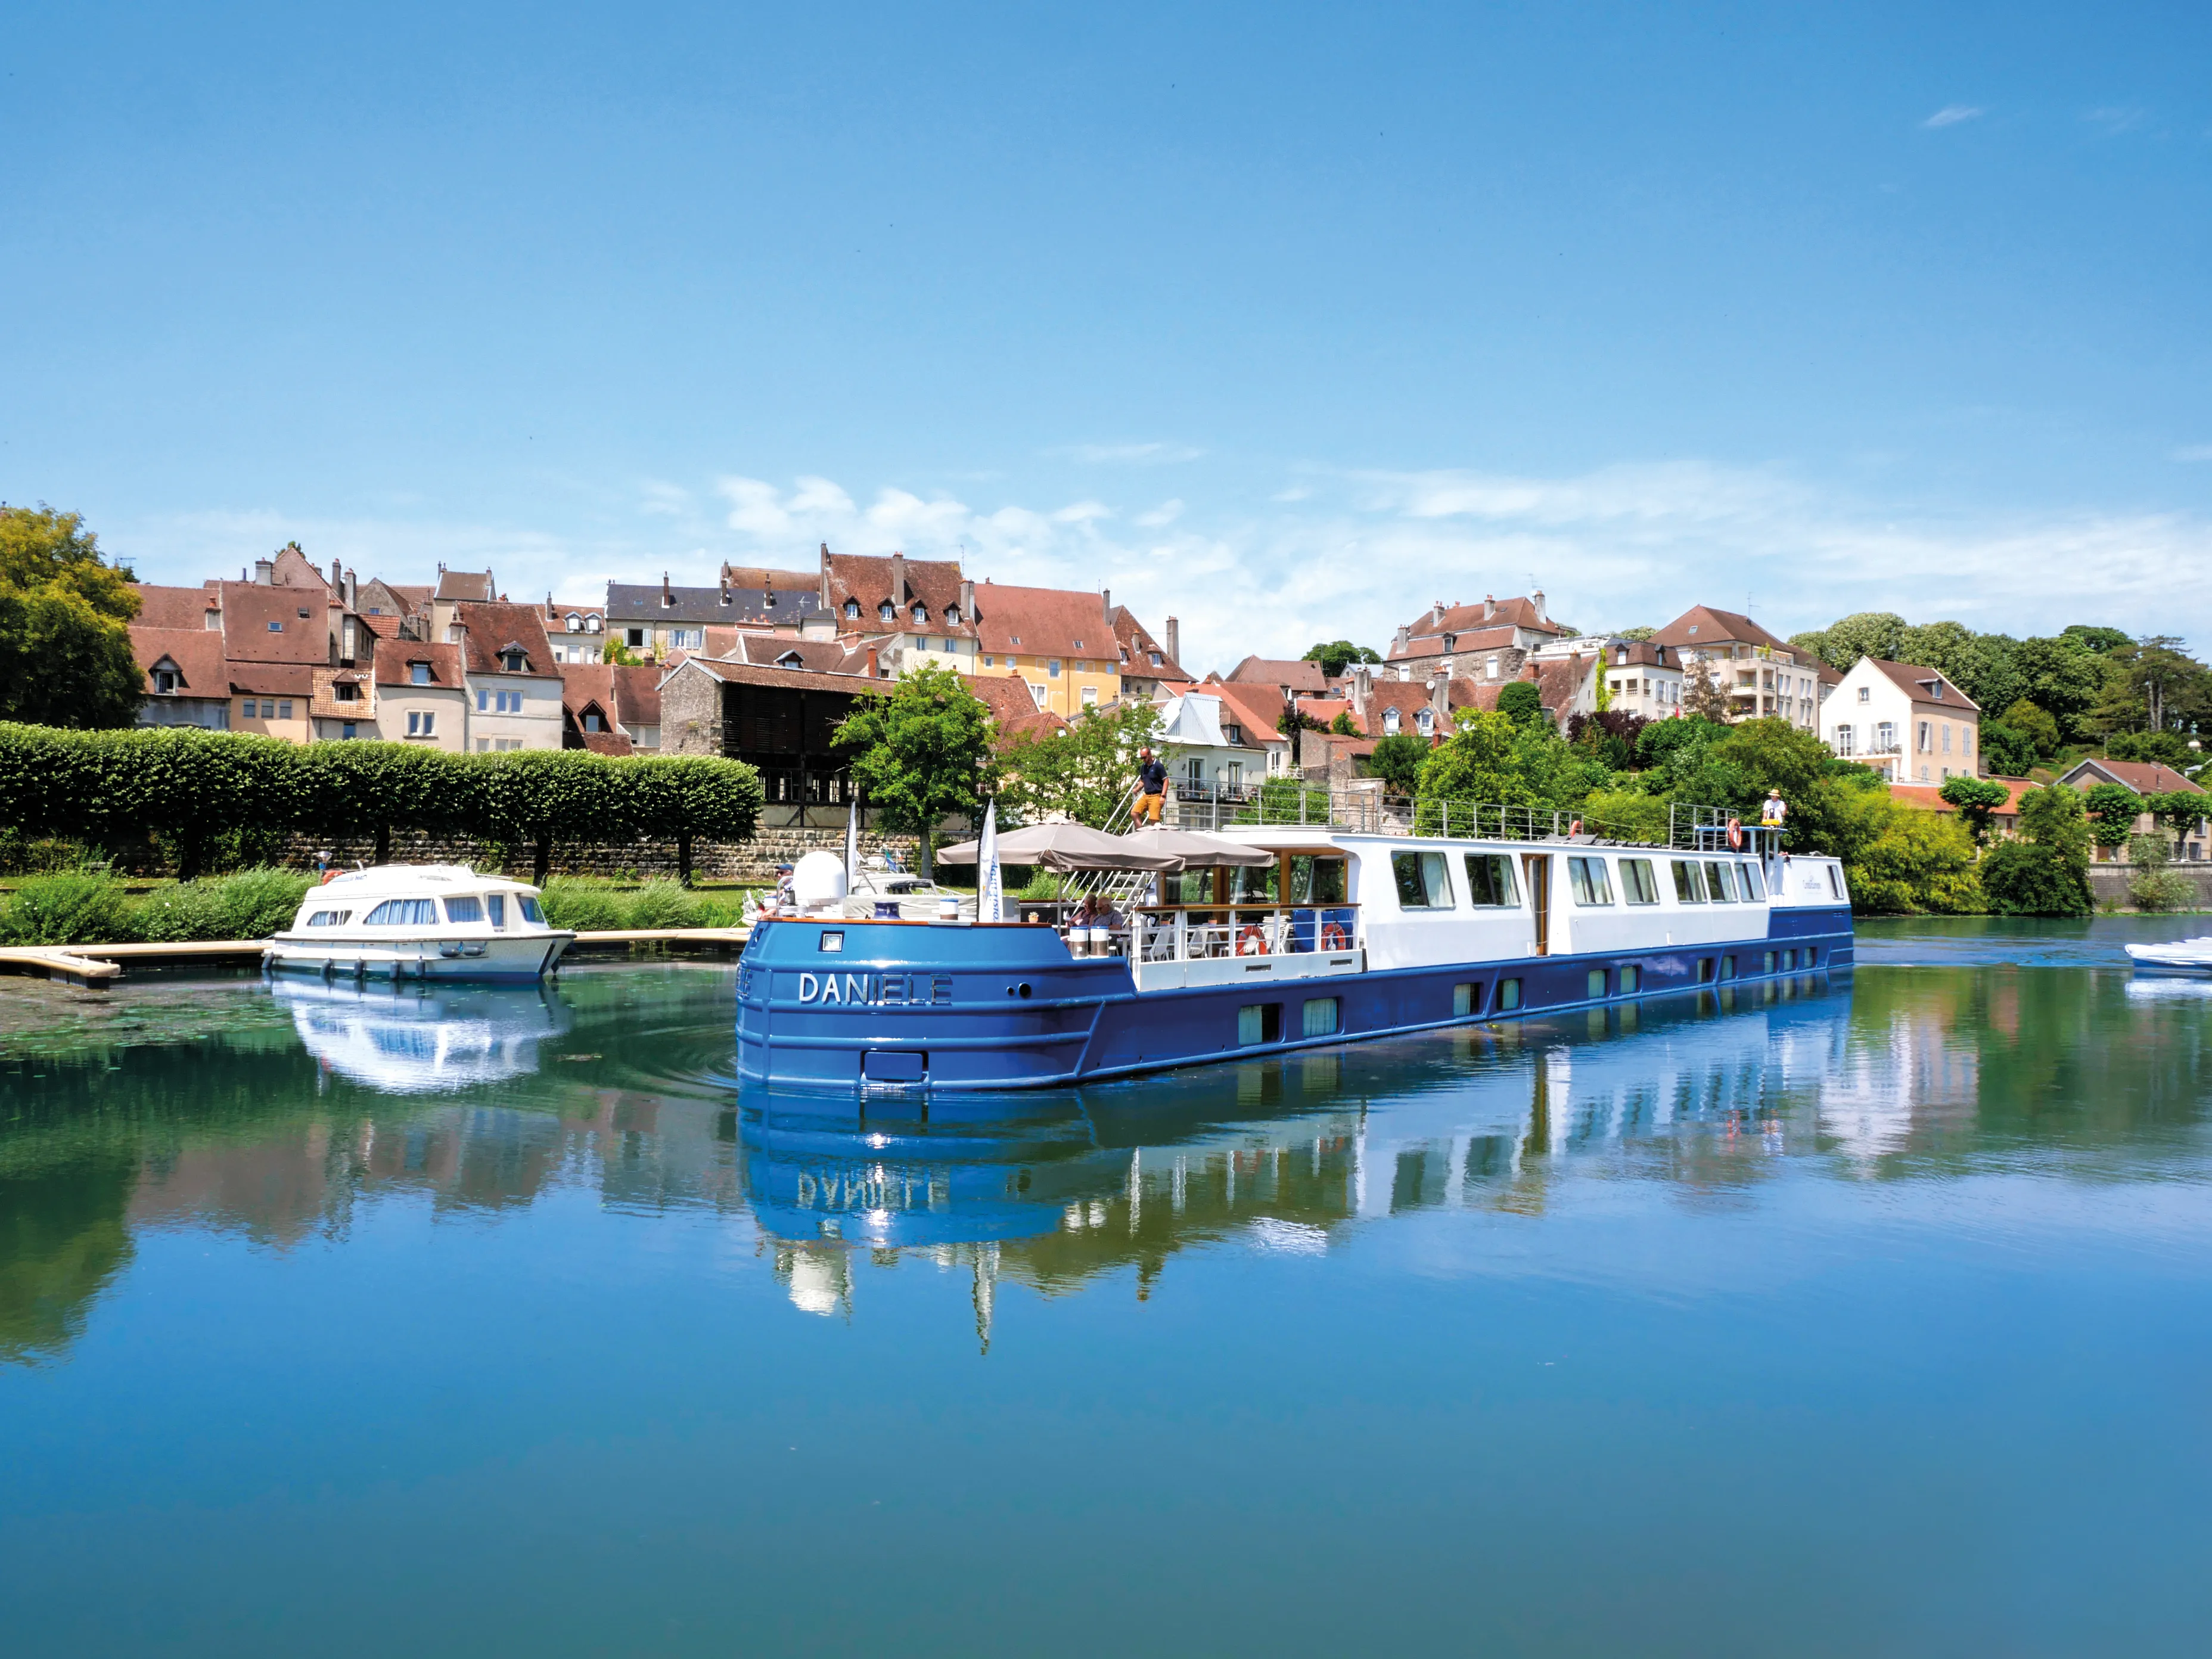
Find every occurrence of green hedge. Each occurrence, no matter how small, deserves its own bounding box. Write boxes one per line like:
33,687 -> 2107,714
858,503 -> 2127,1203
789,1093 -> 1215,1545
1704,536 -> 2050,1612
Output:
0,725 -> 764,881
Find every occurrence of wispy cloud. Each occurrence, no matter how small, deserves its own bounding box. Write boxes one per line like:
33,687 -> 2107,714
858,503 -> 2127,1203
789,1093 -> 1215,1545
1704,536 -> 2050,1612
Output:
1136,499 -> 1185,527
1922,105 -> 1984,129
2084,105 -> 2149,135
2173,445 -> 2212,463
1052,440 -> 1204,465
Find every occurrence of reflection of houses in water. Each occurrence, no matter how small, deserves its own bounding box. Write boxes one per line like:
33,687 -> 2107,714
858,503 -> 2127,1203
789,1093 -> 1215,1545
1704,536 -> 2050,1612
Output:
1818,980 -> 1980,1167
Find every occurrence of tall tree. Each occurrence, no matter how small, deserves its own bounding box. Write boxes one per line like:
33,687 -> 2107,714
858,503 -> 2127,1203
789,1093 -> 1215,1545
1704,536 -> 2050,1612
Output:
1981,784 -> 2093,915
0,505 -> 143,729
998,701 -> 1163,828
1938,775 -> 2011,847
1681,656 -> 1733,722
1300,641 -> 1382,678
832,663 -> 996,875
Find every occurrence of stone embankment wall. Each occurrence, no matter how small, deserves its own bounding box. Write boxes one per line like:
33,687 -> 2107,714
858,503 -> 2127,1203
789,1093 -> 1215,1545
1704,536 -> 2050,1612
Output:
279,826 -> 923,885
2087,864 -> 2212,911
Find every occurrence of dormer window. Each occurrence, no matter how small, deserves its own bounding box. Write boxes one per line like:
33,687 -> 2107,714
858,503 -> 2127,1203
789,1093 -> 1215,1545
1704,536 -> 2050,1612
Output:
776,651 -> 803,669
878,602 -> 894,622
845,599 -> 862,620
946,606 -> 960,625
586,616 -> 601,633
719,591 -> 733,607
1149,652 -> 1161,667
911,604 -> 926,626
335,682 -> 360,703
1225,723 -> 1244,744
1382,707 -> 1401,735
502,650 -> 527,672
153,666 -> 178,693
411,663 -> 431,685
566,614 -> 582,632
1416,709 -> 1434,735
1931,682 -> 1945,701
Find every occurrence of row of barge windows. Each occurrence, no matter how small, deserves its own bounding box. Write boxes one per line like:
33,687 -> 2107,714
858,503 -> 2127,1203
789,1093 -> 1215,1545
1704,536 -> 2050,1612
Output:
1392,850 -> 1778,911
1232,946 -> 1826,1049
305,894 -> 543,928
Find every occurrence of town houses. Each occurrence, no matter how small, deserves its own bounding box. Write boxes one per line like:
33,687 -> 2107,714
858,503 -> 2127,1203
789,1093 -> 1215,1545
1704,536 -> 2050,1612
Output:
125,539 -> 2093,835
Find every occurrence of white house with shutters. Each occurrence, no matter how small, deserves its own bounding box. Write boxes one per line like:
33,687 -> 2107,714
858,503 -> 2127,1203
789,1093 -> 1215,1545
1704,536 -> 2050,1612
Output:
1826,658 -> 1981,783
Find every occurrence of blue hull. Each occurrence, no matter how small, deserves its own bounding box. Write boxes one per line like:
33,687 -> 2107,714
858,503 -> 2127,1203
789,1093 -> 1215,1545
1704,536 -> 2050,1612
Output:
735,909 -> 1856,1100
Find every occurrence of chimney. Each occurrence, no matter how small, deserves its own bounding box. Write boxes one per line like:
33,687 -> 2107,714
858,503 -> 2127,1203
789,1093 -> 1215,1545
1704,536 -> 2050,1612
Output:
1393,623 -> 1410,653
329,557 -> 342,588
960,577 -> 974,623
344,569 -> 357,608
890,552 -> 906,611
1165,616 -> 1179,664
1533,588 -> 1546,622
1430,600 -> 1444,628
1483,594 -> 1495,621
1353,663 -> 1373,714
1430,674 -> 1449,717
661,571 -> 673,607
1101,588 -> 1111,619
254,557 -> 274,585
866,647 -> 879,679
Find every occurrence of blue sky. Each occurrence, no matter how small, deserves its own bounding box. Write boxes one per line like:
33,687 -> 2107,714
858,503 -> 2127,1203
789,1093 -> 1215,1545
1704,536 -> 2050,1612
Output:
4,2 -> 2208,670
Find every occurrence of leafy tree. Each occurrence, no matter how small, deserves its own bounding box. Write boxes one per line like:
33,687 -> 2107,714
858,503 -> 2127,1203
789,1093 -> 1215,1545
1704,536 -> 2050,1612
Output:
629,754 -> 766,884
999,700 -> 1163,828
1680,656 -> 1733,722
832,662 -> 995,874
1416,710 -> 1529,807
2106,729 -> 2196,770
2089,636 -> 2212,740
1844,799 -> 1984,914
2060,624 -> 2132,655
2143,788 -> 2208,856
0,505 -> 144,730
1981,784 -> 2093,915
1496,680 -> 1543,728
1275,702 -> 1323,767
1938,774 -> 2010,846
1329,709 -> 1357,736
1998,698 -> 2061,758
2126,831 -> 2195,911
1979,722 -> 2038,778
1565,710 -> 1647,771
1802,612 -> 1906,673
1635,714 -> 1729,771
601,638 -> 644,666
2009,636 -> 2114,742
1366,732 -> 1430,796
1615,626 -> 1655,642
2081,782 -> 2143,853
476,750 -> 626,886
1301,641 -> 1381,678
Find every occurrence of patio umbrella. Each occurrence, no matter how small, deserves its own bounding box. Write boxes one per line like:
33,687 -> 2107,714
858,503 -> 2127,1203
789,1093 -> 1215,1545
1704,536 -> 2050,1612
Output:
937,820 -> 1179,872
1117,825 -> 1276,869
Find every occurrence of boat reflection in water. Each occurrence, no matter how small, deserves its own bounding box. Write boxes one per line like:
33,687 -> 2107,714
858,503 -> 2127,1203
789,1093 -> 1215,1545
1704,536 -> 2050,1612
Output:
271,978 -> 573,1094
743,973 -> 1849,1331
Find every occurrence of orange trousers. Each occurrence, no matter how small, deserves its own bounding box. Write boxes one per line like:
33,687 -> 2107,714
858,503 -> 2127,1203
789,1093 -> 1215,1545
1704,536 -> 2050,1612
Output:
1134,791 -> 1164,825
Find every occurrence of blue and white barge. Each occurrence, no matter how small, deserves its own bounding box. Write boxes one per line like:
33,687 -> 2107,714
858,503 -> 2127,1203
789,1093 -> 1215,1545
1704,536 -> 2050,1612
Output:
735,807 -> 1852,1098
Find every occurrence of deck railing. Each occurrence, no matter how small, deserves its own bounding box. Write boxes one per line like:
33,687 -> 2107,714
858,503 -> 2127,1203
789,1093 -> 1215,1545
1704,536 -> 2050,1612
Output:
1130,905 -> 1363,964
1159,786 -> 1777,855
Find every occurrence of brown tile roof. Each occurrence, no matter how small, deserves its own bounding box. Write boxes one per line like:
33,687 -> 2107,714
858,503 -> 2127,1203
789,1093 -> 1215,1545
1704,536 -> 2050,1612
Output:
611,663 -> 661,727
1889,781 -> 2033,817
2064,757 -> 2205,796
1300,696 -> 1356,728
1399,595 -> 1564,642
1207,681 -> 1300,744
1389,623 -> 1525,661
227,662 -> 316,696
361,611 -> 407,639
718,565 -> 815,590
434,569 -> 497,602
373,642 -> 464,689
664,656 -> 875,694
1357,679 -> 1456,740
269,545 -> 331,591
1863,658 -> 1981,713
1652,605 -> 1794,656
973,582 -> 1118,658
131,627 -> 228,695
1110,607 -> 1185,681
576,729 -> 635,756
449,601 -> 561,679
968,672 -> 1067,741
217,583 -> 331,665
1224,656 -> 1329,694
133,583 -> 220,630
825,553 -> 976,638
723,633 -> 889,675
385,583 -> 432,608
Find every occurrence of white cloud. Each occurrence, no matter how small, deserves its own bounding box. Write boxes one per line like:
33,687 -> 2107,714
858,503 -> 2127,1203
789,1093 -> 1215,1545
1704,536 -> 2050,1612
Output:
1922,105 -> 1984,129
2084,105 -> 2148,134
2170,445 -> 2212,463
1136,499 -> 1185,527
1052,500 -> 1113,524
638,479 -> 689,517
1054,440 -> 1204,465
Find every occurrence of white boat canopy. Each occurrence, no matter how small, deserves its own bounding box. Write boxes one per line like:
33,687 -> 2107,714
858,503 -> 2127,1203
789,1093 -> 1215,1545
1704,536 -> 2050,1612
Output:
1117,826 -> 1276,869
937,821 -> 1179,872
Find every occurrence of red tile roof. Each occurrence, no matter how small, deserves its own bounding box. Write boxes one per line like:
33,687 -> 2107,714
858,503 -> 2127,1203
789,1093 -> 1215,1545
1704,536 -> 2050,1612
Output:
973,582 -> 1119,658
825,553 -> 976,638
216,583 -> 331,665
1110,607 -> 1185,681
1890,780 -> 2034,817
449,600 -> 561,679
1389,623 -> 1526,661
133,583 -> 220,630
131,627 -> 228,696
1224,656 -> 1329,694
968,672 -> 1067,741
435,569 -> 497,601
1652,605 -> 1794,657
2063,757 -> 2205,796
373,642 -> 464,689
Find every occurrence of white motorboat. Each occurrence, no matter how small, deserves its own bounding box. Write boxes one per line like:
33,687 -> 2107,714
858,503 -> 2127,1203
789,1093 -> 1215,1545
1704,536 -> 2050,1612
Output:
841,858 -> 978,921
2123,937 -> 2212,973
263,864 -> 575,982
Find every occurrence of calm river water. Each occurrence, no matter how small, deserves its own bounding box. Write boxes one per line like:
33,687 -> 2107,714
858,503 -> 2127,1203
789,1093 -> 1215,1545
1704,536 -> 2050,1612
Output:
5,920 -> 2212,1655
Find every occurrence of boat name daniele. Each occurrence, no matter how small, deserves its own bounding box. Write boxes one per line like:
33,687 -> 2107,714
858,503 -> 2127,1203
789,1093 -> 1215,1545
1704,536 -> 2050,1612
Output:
794,970 -> 955,1007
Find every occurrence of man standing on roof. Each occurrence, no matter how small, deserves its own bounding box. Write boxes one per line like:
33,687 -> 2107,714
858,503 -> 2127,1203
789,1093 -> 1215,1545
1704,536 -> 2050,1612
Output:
1761,789 -> 1788,831
1134,747 -> 1168,825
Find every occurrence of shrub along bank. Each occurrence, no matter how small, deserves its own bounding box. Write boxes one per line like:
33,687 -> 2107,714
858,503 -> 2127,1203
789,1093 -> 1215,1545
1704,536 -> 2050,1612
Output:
0,723 -> 764,883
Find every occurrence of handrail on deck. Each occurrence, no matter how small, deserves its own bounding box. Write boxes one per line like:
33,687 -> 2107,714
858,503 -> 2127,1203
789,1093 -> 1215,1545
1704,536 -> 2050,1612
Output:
1164,785 -> 1779,855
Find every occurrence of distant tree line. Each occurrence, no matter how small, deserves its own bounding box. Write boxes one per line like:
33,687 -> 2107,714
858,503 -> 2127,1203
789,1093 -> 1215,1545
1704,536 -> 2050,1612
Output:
0,724 -> 763,883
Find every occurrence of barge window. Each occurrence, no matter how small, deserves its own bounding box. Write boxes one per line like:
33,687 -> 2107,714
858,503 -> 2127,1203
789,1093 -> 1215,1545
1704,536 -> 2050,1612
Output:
1498,978 -> 1522,1011
1463,853 -> 1518,907
1391,851 -> 1453,910
1705,862 -> 1735,903
1720,955 -> 1737,980
1301,997 -> 1340,1037
487,894 -> 506,927
1671,860 -> 1704,903
1739,861 -> 1766,900
1289,855 -> 1347,905
1234,862 -> 1281,903
1826,865 -> 1847,901
1586,968 -> 1607,998
1697,958 -> 1714,983
1763,951 -> 1776,973
305,909 -> 349,927
1453,982 -> 1480,1016
1619,859 -> 1660,904
1567,857 -> 1614,906
1620,964 -> 1640,992
518,896 -> 543,924
362,898 -> 437,926
1238,1004 -> 1282,1045
443,896 -> 484,923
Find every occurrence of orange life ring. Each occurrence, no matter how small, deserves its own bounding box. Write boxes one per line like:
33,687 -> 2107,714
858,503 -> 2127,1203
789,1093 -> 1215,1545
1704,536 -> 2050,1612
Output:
1726,816 -> 1744,850
1320,921 -> 1350,950
321,869 -> 338,884
1568,818 -> 1583,836
1238,925 -> 1269,956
